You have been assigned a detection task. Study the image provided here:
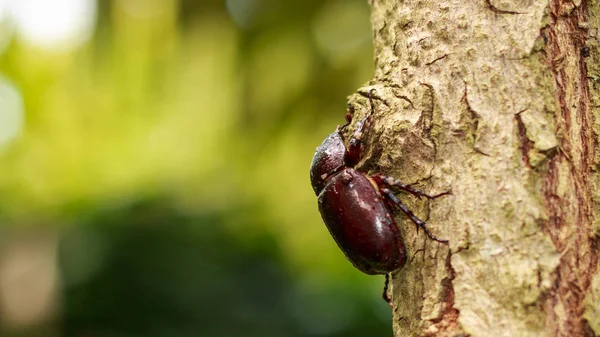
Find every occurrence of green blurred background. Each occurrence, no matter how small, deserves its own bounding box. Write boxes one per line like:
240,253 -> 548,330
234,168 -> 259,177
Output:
0,0 -> 390,336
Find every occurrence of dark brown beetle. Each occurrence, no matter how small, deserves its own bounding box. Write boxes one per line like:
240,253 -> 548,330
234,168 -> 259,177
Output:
310,90 -> 448,302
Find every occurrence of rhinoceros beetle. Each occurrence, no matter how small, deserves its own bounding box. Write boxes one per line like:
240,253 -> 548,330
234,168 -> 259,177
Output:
310,89 -> 449,302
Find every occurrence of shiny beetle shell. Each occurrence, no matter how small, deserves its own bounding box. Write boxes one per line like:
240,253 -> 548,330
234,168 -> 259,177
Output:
317,168 -> 407,274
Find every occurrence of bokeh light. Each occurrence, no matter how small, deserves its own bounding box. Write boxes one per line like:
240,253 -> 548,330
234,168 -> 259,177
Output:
7,0 -> 97,50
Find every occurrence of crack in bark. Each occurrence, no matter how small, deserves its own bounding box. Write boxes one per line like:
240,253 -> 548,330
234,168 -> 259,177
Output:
515,110 -> 534,169
417,82 -> 437,138
461,82 -> 488,156
394,94 -> 416,110
425,54 -> 449,66
540,0 -> 599,336
484,0 -> 524,15
422,250 -> 468,337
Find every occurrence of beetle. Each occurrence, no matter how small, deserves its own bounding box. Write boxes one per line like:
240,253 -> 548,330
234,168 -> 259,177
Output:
310,89 -> 449,302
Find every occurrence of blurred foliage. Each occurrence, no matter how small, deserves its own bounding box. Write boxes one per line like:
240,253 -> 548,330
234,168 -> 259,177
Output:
0,0 -> 388,336
58,198 -> 389,337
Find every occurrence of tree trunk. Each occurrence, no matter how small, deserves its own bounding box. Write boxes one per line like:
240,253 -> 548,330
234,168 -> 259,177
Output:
350,1 -> 600,336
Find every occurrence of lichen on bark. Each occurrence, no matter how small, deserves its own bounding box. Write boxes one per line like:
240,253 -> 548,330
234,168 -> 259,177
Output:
346,0 -> 600,336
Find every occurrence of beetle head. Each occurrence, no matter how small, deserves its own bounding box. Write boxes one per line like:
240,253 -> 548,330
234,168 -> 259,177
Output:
309,130 -> 347,195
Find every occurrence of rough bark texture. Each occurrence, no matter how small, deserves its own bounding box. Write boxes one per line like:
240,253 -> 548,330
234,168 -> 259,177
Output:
346,0 -> 600,336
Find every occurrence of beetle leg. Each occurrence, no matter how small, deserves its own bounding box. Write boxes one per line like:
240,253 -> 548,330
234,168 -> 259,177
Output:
345,89 -> 377,166
380,188 -> 448,244
374,174 -> 451,200
382,273 -> 392,304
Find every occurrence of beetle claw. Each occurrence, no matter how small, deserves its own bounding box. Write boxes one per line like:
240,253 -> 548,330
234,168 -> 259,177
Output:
429,190 -> 451,199
381,188 -> 449,244
423,230 -> 449,244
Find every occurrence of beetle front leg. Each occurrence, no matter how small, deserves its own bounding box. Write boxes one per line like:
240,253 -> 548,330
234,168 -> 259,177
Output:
380,188 -> 448,244
373,174 -> 450,200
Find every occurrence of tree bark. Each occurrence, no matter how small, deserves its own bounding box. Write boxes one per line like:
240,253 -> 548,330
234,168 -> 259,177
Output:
349,0 -> 600,336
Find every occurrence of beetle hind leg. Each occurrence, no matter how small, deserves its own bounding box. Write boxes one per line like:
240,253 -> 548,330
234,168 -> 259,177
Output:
380,188 -> 448,244
382,273 -> 392,305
